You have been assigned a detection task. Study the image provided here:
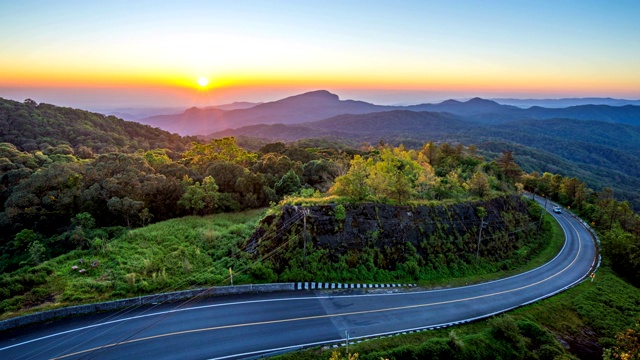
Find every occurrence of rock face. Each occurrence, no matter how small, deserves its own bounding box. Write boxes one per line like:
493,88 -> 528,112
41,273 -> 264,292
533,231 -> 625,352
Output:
250,195 -> 540,269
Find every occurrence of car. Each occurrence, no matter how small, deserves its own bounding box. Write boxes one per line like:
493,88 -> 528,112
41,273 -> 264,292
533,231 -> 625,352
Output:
553,206 -> 562,214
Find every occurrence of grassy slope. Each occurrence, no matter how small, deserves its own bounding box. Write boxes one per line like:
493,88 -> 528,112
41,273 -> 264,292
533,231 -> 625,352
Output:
1,209 -> 266,320
1,206 -> 560,322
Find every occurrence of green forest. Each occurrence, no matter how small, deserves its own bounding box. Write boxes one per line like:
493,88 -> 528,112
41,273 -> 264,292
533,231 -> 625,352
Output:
1,97 -> 640,359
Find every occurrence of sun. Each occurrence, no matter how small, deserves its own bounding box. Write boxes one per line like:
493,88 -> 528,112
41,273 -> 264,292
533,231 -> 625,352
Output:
197,77 -> 209,87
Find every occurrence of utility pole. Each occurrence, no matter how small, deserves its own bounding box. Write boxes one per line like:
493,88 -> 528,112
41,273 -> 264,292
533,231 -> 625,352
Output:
303,209 -> 308,271
476,207 -> 487,263
538,207 -> 544,229
476,217 -> 484,263
538,195 -> 547,230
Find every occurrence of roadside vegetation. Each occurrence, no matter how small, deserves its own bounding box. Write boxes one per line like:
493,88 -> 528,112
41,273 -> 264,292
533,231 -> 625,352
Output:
0,210 -> 265,319
274,171 -> 640,359
0,207 -> 560,321
273,268 -> 640,360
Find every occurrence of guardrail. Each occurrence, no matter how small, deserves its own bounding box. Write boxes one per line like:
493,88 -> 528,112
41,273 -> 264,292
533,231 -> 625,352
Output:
0,283 -> 293,332
0,282 -> 417,332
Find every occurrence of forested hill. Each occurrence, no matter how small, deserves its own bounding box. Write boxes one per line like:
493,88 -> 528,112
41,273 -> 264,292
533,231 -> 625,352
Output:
209,111 -> 640,210
0,98 -> 195,156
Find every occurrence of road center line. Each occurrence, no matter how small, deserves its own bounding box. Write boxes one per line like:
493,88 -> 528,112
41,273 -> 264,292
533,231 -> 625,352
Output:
51,225 -> 583,360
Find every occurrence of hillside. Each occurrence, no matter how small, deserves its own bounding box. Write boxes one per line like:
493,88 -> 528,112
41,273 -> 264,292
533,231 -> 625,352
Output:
138,90 -> 640,136
210,111 -> 640,209
0,98 -> 195,156
207,110 -> 468,142
138,90 -> 392,135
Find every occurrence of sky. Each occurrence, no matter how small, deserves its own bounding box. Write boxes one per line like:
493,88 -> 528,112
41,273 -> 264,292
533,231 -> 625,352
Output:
1,0 -> 639,110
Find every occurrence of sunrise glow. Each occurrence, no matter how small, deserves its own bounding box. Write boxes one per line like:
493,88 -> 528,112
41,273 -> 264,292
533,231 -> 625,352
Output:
0,1 -> 638,108
198,77 -> 209,88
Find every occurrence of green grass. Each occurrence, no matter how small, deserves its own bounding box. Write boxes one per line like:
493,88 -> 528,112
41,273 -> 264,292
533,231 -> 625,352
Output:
0,209 -> 267,320
0,204 -> 562,323
273,268 -> 640,360
274,315 -> 573,360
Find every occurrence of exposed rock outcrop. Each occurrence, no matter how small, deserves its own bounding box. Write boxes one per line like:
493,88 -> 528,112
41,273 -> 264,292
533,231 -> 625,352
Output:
250,195 -> 541,269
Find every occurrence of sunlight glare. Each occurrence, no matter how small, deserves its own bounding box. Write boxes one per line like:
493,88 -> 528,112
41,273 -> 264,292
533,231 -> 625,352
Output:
198,77 -> 209,87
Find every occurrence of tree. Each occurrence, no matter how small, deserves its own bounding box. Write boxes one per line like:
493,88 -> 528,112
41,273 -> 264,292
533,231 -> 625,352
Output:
207,161 -> 267,209
178,176 -> 221,215
469,171 -> 490,198
330,155 -> 370,201
258,142 -> 287,155
107,196 -> 144,228
182,137 -> 257,171
143,149 -> 172,168
496,151 -> 522,182
72,212 -> 96,229
251,153 -> 297,187
604,320 -> 640,360
420,141 -> 438,166
139,208 -> 153,226
23,98 -> 37,107
13,229 -> 39,252
302,159 -> 339,192
365,148 -> 420,203
27,240 -> 47,265
275,170 -> 302,196
602,225 -> 640,285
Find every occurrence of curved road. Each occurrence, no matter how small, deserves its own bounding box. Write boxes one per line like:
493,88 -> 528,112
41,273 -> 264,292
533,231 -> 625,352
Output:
0,201 -> 597,359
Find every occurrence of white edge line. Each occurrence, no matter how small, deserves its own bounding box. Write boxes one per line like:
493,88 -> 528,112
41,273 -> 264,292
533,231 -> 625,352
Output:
212,209 -> 599,360
0,200 -> 593,353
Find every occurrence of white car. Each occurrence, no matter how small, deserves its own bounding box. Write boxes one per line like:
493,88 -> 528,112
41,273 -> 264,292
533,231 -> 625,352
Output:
553,206 -> 562,214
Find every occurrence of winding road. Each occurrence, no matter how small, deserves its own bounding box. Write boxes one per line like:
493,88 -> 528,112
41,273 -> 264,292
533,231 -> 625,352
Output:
0,200 -> 598,360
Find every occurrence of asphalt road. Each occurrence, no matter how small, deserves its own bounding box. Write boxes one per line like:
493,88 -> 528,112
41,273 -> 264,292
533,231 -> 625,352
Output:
0,201 -> 597,360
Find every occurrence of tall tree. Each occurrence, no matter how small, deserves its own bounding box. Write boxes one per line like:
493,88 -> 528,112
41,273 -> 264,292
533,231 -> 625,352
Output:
330,155 -> 370,201
470,171 -> 490,198
496,151 -> 522,182
178,176 -> 221,215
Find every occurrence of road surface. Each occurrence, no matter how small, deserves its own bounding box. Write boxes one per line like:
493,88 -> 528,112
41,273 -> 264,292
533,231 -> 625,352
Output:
0,201 -> 597,359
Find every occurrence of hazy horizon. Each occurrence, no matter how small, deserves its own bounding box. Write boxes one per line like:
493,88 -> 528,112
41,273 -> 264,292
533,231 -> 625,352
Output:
1,1 -> 639,110
3,87 -> 640,113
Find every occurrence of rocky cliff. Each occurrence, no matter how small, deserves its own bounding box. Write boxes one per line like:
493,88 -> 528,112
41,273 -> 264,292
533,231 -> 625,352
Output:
249,195 -> 542,274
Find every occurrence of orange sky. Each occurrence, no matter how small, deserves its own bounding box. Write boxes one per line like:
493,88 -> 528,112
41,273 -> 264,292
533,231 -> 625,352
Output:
1,1 -> 639,108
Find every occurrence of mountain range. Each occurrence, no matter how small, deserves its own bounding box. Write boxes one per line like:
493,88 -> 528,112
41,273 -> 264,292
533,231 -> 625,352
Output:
136,90 -> 640,136
493,97 -> 640,108
3,90 -> 640,209
191,90 -> 640,209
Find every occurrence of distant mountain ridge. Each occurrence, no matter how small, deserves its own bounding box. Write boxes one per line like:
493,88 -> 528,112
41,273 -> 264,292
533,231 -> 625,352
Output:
136,90 -> 640,136
493,97 -> 640,108
137,90 -> 391,135
4,93 -> 640,210
203,101 -> 262,111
